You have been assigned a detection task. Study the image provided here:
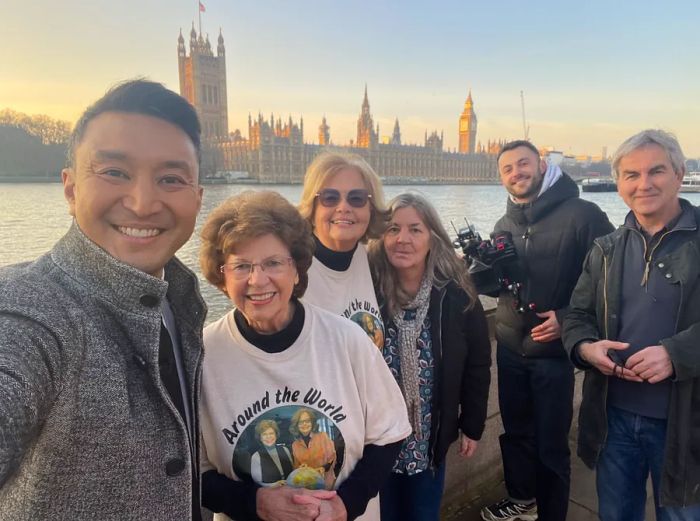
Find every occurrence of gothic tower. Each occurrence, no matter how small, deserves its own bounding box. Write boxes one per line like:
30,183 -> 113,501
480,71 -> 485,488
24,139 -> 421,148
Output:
458,90 -> 477,154
356,85 -> 377,148
177,26 -> 229,140
391,118 -> 401,145
319,116 -> 330,145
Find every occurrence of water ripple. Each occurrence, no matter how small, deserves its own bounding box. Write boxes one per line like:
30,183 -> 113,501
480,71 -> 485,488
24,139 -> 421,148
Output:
2,183 -> 697,323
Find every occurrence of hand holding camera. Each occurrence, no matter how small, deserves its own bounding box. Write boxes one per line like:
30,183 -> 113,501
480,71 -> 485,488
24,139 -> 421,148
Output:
452,220 -> 533,313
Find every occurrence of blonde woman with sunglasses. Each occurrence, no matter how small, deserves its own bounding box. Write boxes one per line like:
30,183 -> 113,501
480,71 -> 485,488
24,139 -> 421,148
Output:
298,152 -> 389,349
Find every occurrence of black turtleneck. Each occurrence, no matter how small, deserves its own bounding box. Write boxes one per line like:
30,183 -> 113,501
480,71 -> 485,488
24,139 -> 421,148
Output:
234,299 -> 304,353
313,234 -> 357,271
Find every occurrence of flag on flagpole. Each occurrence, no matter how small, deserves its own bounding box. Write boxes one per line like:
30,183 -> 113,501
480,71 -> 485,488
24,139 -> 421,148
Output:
199,1 -> 206,12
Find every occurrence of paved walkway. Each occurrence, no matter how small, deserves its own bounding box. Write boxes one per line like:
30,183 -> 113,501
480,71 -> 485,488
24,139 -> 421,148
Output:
445,437 -> 655,521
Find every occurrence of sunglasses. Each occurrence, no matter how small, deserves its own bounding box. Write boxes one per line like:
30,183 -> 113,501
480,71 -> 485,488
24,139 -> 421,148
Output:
315,188 -> 372,208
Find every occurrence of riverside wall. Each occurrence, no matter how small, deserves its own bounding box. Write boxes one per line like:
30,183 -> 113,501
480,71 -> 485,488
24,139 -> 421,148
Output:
440,308 -> 585,516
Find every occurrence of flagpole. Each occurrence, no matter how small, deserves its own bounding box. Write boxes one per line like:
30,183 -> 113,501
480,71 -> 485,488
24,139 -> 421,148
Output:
198,1 -> 202,37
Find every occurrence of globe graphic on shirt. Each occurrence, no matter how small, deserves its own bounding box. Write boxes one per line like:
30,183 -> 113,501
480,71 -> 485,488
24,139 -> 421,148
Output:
286,465 -> 326,489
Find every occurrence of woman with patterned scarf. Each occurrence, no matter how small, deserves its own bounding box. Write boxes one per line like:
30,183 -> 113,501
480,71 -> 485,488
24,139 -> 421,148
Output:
369,193 -> 492,521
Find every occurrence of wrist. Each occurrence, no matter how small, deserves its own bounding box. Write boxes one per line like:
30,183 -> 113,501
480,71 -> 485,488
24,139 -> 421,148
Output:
577,342 -> 591,363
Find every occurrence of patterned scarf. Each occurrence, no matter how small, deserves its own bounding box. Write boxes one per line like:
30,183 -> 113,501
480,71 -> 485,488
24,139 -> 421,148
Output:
391,272 -> 433,438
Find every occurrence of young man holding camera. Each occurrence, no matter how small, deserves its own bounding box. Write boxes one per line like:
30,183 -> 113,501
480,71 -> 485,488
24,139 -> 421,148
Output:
481,140 -> 612,521
563,129 -> 700,520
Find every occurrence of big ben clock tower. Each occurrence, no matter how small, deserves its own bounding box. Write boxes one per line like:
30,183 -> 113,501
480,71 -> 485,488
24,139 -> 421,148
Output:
458,90 -> 477,154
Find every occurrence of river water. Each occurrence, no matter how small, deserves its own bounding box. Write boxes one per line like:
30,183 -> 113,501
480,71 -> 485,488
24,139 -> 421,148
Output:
2,182 -> 698,322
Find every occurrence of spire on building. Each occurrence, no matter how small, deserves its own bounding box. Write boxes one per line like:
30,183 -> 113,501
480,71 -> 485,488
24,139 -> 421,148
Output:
319,115 -> 330,146
178,29 -> 186,57
190,22 -> 198,51
425,130 -> 443,151
391,118 -> 401,145
458,88 -> 478,154
356,85 -> 377,148
465,89 -> 473,107
179,18 -> 229,141
217,28 -> 225,56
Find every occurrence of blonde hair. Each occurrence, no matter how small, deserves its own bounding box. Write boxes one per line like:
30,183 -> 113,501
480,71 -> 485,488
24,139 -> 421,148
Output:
298,151 -> 388,243
255,419 -> 280,439
369,192 -> 477,316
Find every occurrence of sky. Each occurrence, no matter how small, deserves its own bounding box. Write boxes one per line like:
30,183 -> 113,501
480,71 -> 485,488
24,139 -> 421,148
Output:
3,0 -> 700,156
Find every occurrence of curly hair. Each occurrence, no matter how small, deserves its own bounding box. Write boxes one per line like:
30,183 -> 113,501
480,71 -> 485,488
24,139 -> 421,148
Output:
298,150 -> 389,243
200,190 -> 314,298
288,407 -> 318,437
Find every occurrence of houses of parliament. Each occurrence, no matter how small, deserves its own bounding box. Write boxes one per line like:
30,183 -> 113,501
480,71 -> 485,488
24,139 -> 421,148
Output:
178,27 -> 501,183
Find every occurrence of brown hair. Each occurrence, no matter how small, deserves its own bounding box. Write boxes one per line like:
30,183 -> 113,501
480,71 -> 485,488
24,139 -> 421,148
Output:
200,190 -> 314,298
368,192 -> 478,316
289,407 -> 318,437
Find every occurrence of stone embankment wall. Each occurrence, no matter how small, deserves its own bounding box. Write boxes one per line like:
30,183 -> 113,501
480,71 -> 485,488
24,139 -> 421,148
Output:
440,309 -> 585,516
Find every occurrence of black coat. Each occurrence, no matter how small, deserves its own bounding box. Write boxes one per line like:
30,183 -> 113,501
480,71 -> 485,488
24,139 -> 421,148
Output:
493,173 -> 614,357
380,282 -> 492,468
563,202 -> 700,507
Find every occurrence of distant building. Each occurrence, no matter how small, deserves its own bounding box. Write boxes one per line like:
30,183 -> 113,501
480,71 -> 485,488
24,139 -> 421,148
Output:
546,151 -> 564,166
177,25 -> 228,140
458,90 -> 477,154
391,118 -> 402,146
477,139 -> 507,156
180,28 -> 499,183
356,85 -> 378,148
318,116 -> 330,146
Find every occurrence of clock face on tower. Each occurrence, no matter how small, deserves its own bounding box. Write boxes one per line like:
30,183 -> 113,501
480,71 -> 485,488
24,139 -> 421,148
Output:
460,119 -> 469,132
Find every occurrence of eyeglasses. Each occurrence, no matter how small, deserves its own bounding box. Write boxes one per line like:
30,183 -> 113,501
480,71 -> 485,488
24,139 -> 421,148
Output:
315,188 -> 372,208
219,257 -> 294,280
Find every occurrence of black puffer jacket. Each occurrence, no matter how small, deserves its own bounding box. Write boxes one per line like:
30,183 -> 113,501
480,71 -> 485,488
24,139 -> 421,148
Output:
493,173 -> 613,357
380,282 -> 492,467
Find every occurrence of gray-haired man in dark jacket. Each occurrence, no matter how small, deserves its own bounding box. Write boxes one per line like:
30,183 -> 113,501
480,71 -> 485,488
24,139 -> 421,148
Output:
0,80 -> 207,520
563,129 -> 700,520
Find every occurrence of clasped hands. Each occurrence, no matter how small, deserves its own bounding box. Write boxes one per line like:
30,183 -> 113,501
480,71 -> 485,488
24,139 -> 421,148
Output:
578,340 -> 673,383
257,485 -> 347,521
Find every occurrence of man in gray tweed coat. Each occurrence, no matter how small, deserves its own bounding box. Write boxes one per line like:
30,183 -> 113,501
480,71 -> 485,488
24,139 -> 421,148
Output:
0,80 -> 206,520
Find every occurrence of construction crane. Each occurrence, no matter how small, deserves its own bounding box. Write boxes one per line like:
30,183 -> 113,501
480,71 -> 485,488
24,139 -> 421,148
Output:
520,90 -> 530,141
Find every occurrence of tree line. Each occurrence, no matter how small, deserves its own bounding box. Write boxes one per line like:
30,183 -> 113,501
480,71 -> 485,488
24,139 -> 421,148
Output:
0,109 -> 71,145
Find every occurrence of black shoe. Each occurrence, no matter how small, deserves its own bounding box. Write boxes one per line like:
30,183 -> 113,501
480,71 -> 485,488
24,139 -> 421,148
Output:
480,498 -> 538,521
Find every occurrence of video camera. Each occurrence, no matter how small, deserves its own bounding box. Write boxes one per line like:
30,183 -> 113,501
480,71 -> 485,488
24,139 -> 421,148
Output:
452,220 -> 534,314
